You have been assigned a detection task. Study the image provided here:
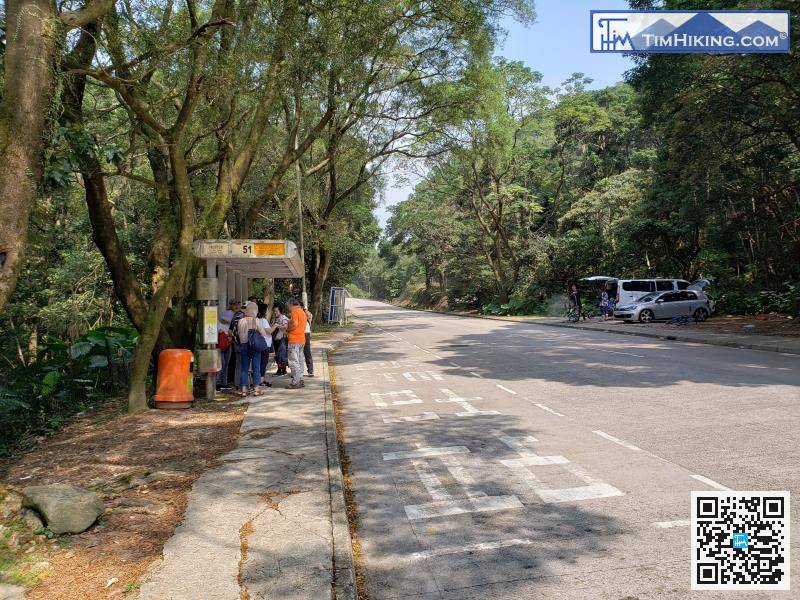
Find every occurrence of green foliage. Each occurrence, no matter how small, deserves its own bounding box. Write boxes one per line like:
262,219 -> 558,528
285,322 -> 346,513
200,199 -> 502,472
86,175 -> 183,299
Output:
376,32 -> 800,317
716,282 -> 800,317
479,296 -> 547,316
0,326 -> 137,454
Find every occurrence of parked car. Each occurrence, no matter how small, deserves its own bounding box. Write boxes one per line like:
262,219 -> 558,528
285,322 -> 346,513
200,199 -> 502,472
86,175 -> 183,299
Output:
613,289 -> 714,323
580,276 -> 712,307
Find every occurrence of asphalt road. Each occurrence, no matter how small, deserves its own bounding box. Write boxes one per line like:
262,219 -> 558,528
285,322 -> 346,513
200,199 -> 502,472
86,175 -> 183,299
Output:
331,299 -> 800,599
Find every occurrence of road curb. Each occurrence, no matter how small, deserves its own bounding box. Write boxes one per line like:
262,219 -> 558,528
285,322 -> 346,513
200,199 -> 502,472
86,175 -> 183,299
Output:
320,321 -> 368,600
386,302 -> 799,355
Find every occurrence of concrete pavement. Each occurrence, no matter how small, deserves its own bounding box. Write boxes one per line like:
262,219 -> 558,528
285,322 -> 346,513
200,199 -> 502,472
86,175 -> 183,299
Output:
333,299 -> 800,599
137,327 -> 362,600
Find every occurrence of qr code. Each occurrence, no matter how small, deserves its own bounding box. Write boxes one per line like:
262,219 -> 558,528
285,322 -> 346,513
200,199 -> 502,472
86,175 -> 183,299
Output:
691,491 -> 790,590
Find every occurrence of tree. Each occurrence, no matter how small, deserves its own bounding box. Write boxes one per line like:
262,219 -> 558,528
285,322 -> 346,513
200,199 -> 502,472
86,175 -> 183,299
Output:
0,0 -> 114,311
432,59 -> 549,303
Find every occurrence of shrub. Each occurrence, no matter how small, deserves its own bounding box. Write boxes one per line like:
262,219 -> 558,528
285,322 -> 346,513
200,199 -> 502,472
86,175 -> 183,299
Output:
0,326 -> 137,454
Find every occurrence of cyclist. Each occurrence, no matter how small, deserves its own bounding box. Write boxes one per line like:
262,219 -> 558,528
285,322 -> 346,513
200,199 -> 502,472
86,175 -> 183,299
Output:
569,284 -> 583,321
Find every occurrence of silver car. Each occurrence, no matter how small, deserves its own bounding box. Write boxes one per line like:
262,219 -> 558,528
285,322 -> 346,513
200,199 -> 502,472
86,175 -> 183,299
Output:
613,290 -> 714,323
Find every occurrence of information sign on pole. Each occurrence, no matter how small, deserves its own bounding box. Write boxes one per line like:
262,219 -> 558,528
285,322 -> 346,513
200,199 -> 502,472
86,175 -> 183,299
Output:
202,306 -> 218,344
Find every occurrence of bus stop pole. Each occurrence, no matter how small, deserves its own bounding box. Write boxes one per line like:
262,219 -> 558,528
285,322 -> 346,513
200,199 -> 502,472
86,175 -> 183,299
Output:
205,260 -> 217,402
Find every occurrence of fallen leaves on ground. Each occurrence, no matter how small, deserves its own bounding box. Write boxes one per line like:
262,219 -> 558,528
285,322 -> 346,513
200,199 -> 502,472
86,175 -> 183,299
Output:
0,397 -> 245,600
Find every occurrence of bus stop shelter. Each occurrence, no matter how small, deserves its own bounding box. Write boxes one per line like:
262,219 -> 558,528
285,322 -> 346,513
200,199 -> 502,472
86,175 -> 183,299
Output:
194,239 -> 304,308
192,239 -> 304,398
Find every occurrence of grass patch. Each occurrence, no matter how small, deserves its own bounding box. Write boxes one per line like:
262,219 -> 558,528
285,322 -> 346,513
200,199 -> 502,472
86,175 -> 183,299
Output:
0,519 -> 51,587
313,322 -> 349,335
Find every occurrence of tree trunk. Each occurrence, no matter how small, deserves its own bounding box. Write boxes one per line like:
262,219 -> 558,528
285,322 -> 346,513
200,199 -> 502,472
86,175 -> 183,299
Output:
60,22 -> 154,334
0,0 -> 58,311
309,247 -> 331,323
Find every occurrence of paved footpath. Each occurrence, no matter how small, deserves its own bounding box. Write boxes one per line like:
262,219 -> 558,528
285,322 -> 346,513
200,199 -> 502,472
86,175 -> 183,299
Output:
137,328 -> 361,600
334,299 -> 800,599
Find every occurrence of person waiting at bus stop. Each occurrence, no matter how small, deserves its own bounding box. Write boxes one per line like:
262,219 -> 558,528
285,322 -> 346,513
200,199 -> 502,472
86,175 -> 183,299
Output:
271,304 -> 289,376
285,297 -> 308,389
236,301 -> 268,397
302,301 -> 314,377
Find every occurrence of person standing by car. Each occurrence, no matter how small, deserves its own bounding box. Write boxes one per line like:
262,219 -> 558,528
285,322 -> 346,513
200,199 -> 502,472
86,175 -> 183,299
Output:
600,288 -> 609,320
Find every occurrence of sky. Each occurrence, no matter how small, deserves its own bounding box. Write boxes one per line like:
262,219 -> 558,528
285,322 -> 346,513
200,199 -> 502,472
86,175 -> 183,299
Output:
375,0 -> 634,229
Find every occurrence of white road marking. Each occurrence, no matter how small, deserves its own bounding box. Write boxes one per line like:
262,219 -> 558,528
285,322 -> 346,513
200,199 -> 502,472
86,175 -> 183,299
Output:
496,431 -> 623,503
356,360 -> 423,371
413,461 -> 450,501
532,402 -> 565,417
470,371 -> 483,378
411,538 -> 534,560
402,371 -> 445,382
440,455 -> 487,499
383,373 -> 396,382
433,354 -> 444,359
496,384 -> 517,395
435,388 -> 500,416
496,434 -> 569,466
585,346 -> 646,358
691,474 -> 731,491
383,446 -> 471,461
654,520 -> 690,529
592,430 -> 642,452
404,495 -> 523,520
382,412 -> 440,423
371,390 -> 422,408
449,362 -> 461,368
539,462 -> 623,503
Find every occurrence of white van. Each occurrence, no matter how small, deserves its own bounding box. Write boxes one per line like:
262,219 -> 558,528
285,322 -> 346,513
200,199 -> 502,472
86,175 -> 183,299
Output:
580,276 -> 712,308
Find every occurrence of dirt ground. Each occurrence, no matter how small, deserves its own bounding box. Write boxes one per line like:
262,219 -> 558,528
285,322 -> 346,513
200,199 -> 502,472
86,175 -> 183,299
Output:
609,313 -> 800,337
0,397 -> 245,599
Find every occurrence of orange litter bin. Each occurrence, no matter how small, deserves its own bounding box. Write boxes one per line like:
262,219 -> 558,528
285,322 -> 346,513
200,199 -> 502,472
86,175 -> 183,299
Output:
154,349 -> 194,409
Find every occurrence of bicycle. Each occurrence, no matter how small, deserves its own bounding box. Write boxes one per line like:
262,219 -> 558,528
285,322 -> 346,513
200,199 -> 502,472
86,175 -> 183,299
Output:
564,304 -> 581,323
666,314 -> 692,326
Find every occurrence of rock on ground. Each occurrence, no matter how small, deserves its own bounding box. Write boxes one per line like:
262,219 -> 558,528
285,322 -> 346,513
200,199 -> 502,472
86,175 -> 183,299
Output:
0,583 -> 25,600
22,484 -> 104,534
20,507 -> 44,531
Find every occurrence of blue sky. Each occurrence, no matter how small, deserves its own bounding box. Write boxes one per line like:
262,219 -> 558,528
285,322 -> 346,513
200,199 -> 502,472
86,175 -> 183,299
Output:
376,0 -> 634,228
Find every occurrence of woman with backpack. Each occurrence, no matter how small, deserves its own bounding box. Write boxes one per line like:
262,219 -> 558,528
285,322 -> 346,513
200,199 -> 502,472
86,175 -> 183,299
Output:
236,301 -> 269,397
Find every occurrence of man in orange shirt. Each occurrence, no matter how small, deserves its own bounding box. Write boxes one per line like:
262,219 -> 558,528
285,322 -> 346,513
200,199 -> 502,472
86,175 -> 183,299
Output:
285,297 -> 308,388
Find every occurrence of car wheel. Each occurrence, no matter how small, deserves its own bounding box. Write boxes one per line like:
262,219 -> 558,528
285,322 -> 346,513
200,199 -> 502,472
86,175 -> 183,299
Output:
694,308 -> 708,322
639,309 -> 654,324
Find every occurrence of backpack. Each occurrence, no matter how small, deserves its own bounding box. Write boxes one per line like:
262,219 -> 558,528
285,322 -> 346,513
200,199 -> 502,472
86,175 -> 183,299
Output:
217,330 -> 231,351
230,310 -> 245,346
247,327 -> 269,352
